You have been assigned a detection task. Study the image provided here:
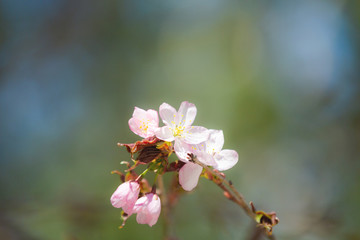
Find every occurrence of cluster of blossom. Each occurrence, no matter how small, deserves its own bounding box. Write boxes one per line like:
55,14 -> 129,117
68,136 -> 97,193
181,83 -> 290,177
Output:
110,101 -> 238,227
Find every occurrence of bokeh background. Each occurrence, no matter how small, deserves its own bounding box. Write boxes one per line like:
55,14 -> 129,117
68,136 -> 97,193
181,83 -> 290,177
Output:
1,0 -> 360,239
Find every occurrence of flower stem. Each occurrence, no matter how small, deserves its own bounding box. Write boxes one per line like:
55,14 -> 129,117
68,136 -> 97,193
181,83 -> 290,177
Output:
136,167 -> 150,182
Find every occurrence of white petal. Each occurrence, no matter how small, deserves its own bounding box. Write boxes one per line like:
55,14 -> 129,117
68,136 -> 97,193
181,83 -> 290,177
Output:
155,126 -> 175,142
206,129 -> 224,154
159,103 -> 177,128
183,126 -> 209,144
214,149 -> 238,171
196,151 -> 217,167
176,101 -> 197,127
174,139 -> 192,162
179,162 -> 203,191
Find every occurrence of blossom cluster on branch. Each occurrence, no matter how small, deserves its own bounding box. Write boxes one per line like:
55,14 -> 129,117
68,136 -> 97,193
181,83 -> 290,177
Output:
110,101 -> 278,235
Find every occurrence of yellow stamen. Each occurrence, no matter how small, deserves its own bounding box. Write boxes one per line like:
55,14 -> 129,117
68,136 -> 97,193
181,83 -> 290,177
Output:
173,125 -> 185,137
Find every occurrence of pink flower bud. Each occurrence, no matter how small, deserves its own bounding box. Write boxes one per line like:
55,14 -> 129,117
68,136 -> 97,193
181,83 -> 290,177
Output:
133,193 -> 161,227
110,181 -> 140,215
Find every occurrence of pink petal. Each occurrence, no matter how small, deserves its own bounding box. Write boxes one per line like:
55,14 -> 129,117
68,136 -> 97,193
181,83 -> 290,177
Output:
146,109 -> 159,126
128,118 -> 145,138
135,206 -> 149,224
159,103 -> 177,128
179,162 -> 203,191
206,129 -> 224,154
132,195 -> 147,213
134,194 -> 161,227
214,149 -> 238,171
176,101 -> 197,127
132,107 -> 148,120
155,126 -> 175,142
110,181 -> 140,215
146,194 -> 161,226
183,126 -> 209,144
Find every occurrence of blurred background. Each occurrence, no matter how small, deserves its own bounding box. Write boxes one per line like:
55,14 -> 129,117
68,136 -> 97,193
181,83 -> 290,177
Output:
1,0 -> 360,239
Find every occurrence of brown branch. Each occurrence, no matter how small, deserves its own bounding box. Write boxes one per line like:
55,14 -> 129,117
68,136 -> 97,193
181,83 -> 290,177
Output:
191,156 -> 255,218
190,156 -> 276,240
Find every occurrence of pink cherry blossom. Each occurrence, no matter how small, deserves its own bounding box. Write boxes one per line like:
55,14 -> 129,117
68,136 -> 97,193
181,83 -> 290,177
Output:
155,101 -> 209,160
128,107 -> 159,138
110,181 -> 140,215
133,193 -> 161,227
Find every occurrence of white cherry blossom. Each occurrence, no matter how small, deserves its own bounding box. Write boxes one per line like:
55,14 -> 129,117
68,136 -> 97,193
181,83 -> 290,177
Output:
155,101 -> 209,160
177,129 -> 238,191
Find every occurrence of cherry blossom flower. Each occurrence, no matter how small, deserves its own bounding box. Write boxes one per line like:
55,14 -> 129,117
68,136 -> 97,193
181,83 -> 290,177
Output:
133,193 -> 161,227
110,181 -> 140,215
177,130 -> 238,191
200,129 -> 238,171
128,107 -> 159,138
155,101 -> 209,159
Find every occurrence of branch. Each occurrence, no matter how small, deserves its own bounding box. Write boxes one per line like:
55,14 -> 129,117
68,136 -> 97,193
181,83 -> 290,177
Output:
190,156 -> 254,216
190,155 -> 277,240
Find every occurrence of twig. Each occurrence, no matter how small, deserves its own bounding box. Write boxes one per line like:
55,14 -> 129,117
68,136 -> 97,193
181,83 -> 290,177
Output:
191,157 -> 255,218
190,156 -> 276,240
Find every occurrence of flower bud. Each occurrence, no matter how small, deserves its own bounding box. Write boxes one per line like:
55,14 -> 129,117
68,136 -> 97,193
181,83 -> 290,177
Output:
110,181 -> 140,215
133,193 -> 161,227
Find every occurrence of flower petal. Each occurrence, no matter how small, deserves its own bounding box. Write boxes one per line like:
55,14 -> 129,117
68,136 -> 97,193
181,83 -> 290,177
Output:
134,194 -> 161,227
183,126 -> 209,144
146,109 -> 159,126
145,109 -> 159,136
179,162 -> 203,191
159,103 -> 177,128
132,195 -> 147,213
134,194 -> 150,225
174,139 -> 192,162
196,150 -> 217,167
110,181 -> 140,215
176,101 -> 197,127
132,107 -> 147,120
155,126 -> 175,142
206,129 -> 224,154
128,118 -> 144,138
214,149 -> 238,171
146,194 -> 161,227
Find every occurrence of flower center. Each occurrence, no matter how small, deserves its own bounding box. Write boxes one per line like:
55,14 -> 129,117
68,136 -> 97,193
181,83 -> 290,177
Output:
173,125 -> 185,137
139,119 -> 150,134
